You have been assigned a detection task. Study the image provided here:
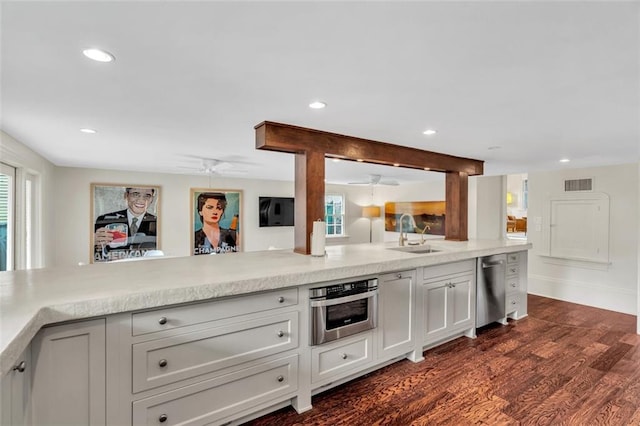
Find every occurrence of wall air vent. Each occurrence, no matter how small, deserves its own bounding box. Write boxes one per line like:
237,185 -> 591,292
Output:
564,178 -> 593,192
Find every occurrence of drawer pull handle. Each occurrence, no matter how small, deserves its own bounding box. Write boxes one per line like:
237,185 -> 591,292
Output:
278,296 -> 285,303
159,414 -> 168,423
396,273 -> 402,279
511,300 -> 517,305
510,283 -> 517,287
158,359 -> 168,368
158,317 -> 168,325
13,361 -> 26,373
277,375 -> 284,382
277,330 -> 285,338
340,353 -> 348,360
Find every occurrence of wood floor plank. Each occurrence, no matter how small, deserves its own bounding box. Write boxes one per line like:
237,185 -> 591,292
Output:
244,295 -> 639,426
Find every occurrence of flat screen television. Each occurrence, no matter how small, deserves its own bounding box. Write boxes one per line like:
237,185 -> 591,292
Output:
259,197 -> 295,227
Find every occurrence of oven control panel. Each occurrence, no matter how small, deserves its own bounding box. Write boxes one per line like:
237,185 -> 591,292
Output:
310,278 -> 378,299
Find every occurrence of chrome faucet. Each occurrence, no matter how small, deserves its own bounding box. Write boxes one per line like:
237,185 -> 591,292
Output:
398,213 -> 412,246
420,224 -> 431,245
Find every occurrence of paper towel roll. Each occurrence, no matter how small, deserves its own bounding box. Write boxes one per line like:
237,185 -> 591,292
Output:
311,220 -> 326,256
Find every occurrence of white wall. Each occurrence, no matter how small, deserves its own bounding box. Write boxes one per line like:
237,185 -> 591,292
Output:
51,170 -> 450,266
53,167 -> 297,266
0,131 -> 56,268
469,175 -> 505,240
527,163 -> 639,315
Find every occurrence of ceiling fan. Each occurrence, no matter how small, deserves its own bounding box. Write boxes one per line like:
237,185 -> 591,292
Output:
348,174 -> 399,186
178,158 -> 248,176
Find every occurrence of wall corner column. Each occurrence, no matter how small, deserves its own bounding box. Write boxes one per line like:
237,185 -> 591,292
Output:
294,150 -> 325,254
445,171 -> 469,241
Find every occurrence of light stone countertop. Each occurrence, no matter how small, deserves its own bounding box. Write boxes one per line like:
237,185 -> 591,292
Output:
0,239 -> 531,376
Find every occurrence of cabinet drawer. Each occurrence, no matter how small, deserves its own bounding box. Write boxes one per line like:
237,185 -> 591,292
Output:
311,332 -> 373,384
506,277 -> 519,293
132,312 -> 298,392
132,355 -> 298,426
507,253 -> 519,264
131,288 -> 298,336
422,259 -> 475,282
506,294 -> 520,313
506,264 -> 520,276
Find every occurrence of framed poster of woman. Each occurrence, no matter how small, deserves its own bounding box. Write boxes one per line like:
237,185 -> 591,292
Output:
91,184 -> 160,263
190,189 -> 241,255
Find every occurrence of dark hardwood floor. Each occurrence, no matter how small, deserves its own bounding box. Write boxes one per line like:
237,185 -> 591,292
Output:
244,295 -> 640,425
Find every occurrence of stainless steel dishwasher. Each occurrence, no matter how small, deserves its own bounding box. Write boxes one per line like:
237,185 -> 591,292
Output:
476,254 -> 506,327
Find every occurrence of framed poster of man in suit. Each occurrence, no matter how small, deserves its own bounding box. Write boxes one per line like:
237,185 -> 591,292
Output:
91,184 -> 160,263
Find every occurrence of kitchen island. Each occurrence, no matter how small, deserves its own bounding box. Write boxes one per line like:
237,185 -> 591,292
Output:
0,239 -> 530,425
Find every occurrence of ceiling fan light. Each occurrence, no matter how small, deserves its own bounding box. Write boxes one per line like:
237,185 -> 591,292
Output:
82,48 -> 115,62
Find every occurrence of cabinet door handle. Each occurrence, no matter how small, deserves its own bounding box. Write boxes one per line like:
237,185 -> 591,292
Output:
278,296 -> 285,303
277,375 -> 284,382
340,353 -> 348,360
396,273 -> 402,279
158,414 -> 168,423
277,330 -> 285,338
158,317 -> 168,325
158,359 -> 168,368
13,361 -> 26,373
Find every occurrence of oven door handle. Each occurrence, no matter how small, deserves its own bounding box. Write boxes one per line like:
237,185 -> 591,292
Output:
310,290 -> 378,308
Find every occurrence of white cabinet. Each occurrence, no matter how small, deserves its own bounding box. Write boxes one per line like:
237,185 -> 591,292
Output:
132,354 -> 298,425
377,270 -> 416,361
421,260 -> 475,347
1,346 -> 31,426
31,318 -> 106,426
311,331 -> 373,386
506,251 -> 528,319
116,288 -> 302,425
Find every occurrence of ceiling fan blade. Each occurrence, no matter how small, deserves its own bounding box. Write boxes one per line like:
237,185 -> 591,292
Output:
379,179 -> 399,186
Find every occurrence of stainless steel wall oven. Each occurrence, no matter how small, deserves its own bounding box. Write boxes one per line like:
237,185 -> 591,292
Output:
310,277 -> 378,346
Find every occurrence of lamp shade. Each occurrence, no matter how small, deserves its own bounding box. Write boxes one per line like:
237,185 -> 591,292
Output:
362,205 -> 381,218
506,192 -> 513,205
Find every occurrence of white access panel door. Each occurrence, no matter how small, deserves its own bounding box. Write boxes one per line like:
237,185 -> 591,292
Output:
549,196 -> 609,263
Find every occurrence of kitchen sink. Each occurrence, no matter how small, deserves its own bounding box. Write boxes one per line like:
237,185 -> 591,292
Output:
387,246 -> 442,254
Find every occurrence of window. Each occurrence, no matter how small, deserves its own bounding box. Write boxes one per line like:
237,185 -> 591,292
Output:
325,194 -> 345,236
522,179 -> 528,209
0,162 -> 15,271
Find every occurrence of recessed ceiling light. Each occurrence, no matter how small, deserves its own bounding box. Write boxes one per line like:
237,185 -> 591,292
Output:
423,129 -> 437,136
82,48 -> 115,63
332,158 -> 341,162
80,128 -> 97,134
309,101 -> 326,109
356,159 -> 364,162
424,167 -> 430,171
393,163 -> 400,167
559,158 -> 571,163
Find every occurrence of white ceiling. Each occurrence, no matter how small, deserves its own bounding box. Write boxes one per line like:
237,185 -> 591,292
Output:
1,1 -> 638,184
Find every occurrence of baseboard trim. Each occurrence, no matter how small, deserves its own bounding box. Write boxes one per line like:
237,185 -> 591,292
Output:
528,274 -> 636,315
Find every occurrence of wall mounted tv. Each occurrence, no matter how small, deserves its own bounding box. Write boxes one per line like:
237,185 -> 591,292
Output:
259,197 -> 295,227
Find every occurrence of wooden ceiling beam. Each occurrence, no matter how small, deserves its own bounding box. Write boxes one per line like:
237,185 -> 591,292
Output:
255,121 -> 484,253
255,121 -> 484,176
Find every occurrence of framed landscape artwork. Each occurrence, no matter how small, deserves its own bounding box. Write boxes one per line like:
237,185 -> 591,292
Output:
91,184 -> 160,263
191,189 -> 241,255
384,201 -> 446,236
